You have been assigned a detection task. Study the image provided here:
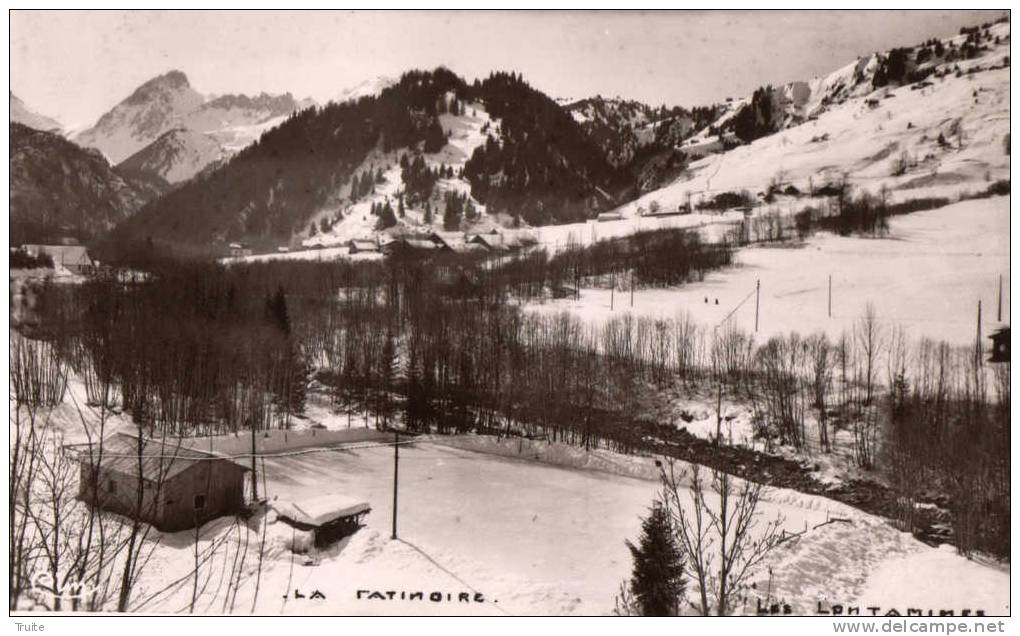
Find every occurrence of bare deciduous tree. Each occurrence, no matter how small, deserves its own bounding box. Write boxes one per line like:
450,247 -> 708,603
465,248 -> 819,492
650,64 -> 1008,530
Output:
658,459 -> 785,616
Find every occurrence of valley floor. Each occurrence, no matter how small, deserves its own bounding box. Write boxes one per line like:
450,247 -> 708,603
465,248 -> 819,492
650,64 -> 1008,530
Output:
124,432 -> 1008,616
525,195 -> 1009,347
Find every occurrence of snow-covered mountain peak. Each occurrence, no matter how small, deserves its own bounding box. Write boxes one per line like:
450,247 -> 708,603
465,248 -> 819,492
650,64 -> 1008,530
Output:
334,76 -> 396,104
74,71 -> 310,176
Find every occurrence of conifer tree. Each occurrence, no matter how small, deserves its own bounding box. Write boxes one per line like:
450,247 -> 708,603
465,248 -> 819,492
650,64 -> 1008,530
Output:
265,286 -> 291,335
376,201 -> 398,230
625,503 -> 686,616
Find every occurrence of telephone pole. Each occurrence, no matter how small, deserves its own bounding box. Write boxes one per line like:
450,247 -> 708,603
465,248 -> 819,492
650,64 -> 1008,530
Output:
997,274 -> 1003,322
391,430 -> 399,540
975,300 -> 984,386
828,275 -> 832,319
610,272 -> 615,311
755,279 -> 761,332
250,425 -> 258,502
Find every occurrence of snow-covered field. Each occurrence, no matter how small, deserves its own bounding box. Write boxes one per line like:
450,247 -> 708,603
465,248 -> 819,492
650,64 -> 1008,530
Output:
526,196 -> 1009,347
20,367 -> 1010,616
124,435 -> 1008,616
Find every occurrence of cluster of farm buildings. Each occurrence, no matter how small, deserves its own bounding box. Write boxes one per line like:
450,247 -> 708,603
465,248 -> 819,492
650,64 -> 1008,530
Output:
228,228 -> 541,260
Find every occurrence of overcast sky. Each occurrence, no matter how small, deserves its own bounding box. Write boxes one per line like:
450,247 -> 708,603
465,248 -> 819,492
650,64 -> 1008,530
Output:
10,9 -> 1007,129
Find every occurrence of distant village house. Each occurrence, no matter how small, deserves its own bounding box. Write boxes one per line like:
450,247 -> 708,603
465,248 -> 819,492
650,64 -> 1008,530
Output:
348,239 -> 380,254
22,244 -> 95,275
228,243 -> 252,258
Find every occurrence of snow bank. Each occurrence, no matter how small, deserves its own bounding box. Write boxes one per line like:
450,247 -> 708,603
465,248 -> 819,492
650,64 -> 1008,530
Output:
854,544 -> 1009,616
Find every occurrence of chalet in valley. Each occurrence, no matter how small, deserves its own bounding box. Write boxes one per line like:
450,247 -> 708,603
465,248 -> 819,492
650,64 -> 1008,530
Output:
22,244 -> 95,275
228,242 -> 252,258
348,239 -> 381,254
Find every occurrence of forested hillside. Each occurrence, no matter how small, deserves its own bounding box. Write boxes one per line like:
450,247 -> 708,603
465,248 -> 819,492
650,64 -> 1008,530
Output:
109,68 -> 632,255
463,72 -> 628,225
9,123 -> 160,245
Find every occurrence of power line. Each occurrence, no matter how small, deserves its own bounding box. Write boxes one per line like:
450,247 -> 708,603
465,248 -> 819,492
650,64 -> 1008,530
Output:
715,285 -> 758,328
63,437 -> 420,462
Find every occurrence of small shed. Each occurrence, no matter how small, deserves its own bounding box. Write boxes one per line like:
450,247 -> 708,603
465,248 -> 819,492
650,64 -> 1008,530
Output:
23,244 -> 94,275
989,327 -> 1009,363
274,494 -> 371,548
596,212 -> 624,223
75,433 -> 249,532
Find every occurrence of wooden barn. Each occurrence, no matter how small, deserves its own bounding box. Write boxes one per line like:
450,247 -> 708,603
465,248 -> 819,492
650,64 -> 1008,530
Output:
75,433 -> 250,532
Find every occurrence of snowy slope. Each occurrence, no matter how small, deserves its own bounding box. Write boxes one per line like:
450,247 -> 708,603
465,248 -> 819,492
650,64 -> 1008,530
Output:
300,99 -> 499,248
333,76 -> 396,104
30,373 -> 1009,616
208,114 -> 291,154
118,436 -> 1008,616
623,23 -> 1010,217
116,127 -> 227,184
527,196 -> 1009,347
73,71 -> 206,164
10,92 -> 63,134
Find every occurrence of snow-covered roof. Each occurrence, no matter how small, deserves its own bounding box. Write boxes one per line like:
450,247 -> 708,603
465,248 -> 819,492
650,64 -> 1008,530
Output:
349,239 -> 379,251
23,244 -> 92,266
388,238 -> 439,251
71,432 -> 241,482
469,233 -> 522,250
447,242 -> 488,254
274,494 -> 371,527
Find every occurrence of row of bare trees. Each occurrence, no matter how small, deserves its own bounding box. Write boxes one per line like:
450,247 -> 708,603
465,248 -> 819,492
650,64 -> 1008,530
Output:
10,333 -> 274,612
25,248 -> 1009,559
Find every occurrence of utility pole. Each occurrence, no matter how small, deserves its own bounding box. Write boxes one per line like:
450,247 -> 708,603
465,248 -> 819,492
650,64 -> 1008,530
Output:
250,425 -> 258,503
976,300 -> 983,356
997,274 -> 1003,322
975,300 -> 984,389
391,430 -> 399,540
610,272 -> 615,311
755,279 -> 761,332
828,275 -> 832,319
